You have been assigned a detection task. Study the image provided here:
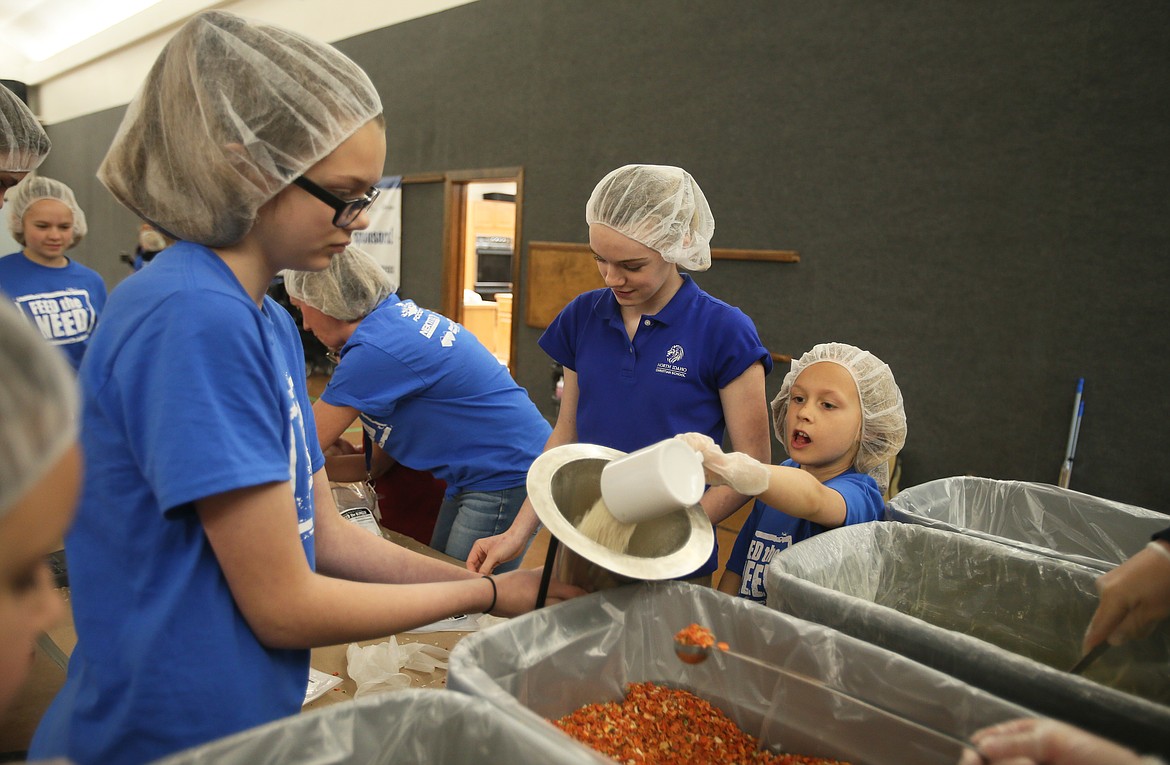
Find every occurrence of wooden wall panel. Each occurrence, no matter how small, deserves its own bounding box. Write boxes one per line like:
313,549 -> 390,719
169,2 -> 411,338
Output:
525,241 -> 799,328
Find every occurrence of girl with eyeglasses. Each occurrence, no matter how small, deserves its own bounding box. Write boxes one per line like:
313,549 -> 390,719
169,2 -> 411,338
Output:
29,12 -> 582,765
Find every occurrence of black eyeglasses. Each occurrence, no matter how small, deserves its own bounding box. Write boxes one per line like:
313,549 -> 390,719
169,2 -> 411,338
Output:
291,176 -> 380,228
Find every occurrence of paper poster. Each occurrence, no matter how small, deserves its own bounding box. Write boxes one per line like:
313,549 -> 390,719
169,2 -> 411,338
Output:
351,175 -> 402,286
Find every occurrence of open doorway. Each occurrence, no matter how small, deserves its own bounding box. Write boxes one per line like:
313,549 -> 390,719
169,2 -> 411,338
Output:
437,168 -> 522,375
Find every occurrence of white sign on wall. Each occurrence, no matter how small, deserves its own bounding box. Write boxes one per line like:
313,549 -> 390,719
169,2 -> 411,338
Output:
351,175 -> 402,287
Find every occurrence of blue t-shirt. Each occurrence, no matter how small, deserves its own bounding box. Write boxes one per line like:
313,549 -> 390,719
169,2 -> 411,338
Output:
321,295 -> 550,493
30,243 -> 324,765
539,274 -> 771,574
0,251 -> 107,369
726,460 -> 884,603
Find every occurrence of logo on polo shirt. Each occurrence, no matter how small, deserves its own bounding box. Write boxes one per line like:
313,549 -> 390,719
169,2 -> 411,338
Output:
655,344 -> 688,378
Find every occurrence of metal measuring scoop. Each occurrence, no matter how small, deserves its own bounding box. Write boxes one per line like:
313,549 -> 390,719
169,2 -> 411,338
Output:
1069,642 -> 1109,675
672,631 -> 990,764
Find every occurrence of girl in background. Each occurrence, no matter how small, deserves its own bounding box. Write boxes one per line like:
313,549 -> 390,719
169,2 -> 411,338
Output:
0,177 -> 106,370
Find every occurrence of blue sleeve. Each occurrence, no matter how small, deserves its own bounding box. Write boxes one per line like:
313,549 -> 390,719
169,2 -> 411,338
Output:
114,292 -> 298,513
725,500 -> 766,575
711,306 -> 772,388
537,292 -> 591,371
825,471 -> 885,525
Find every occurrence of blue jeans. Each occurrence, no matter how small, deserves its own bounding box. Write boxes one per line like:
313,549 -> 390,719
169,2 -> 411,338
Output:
431,485 -> 530,573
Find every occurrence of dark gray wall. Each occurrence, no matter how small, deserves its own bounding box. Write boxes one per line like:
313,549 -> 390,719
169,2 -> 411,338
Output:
395,182 -> 446,309
41,0 -> 1170,511
36,105 -> 138,280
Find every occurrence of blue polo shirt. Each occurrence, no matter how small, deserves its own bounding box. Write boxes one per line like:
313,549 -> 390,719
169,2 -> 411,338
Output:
726,460 -> 884,603
539,274 -> 771,574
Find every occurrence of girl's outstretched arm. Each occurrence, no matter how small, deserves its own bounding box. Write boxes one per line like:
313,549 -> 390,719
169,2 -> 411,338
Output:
197,469 -> 583,648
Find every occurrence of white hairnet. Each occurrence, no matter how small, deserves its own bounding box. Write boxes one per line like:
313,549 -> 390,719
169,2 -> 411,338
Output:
0,85 -> 50,173
97,10 -> 383,247
138,227 -> 168,253
771,342 -> 907,492
585,164 -> 714,271
284,246 -> 394,321
7,176 -> 88,247
0,299 -> 79,518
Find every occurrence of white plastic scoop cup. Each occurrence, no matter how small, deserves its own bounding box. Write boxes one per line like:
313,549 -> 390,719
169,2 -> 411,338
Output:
599,439 -> 705,524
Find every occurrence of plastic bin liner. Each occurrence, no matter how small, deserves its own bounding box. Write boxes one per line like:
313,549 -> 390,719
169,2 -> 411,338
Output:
765,522 -> 1170,757
887,476 -> 1168,570
448,581 -> 1034,765
152,688 -> 594,765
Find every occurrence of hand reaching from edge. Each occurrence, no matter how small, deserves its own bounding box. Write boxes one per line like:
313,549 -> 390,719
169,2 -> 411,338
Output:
1082,540 -> 1170,653
961,718 -> 1144,765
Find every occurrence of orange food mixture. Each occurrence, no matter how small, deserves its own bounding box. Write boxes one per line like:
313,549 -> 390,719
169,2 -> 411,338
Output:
554,681 -> 850,765
674,623 -> 715,649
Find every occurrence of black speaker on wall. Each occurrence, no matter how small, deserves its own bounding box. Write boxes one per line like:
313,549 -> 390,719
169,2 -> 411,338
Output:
1,80 -> 29,105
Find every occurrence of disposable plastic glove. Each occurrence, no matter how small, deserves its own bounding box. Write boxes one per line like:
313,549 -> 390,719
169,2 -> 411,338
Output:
346,637 -> 449,698
674,433 -> 770,497
962,718 -> 1146,765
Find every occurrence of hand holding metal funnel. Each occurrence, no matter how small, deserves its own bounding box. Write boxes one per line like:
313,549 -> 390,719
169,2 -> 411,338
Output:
528,443 -> 713,603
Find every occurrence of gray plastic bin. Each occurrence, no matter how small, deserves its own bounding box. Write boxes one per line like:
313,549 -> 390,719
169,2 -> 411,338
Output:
887,476 -> 1168,570
766,522 -> 1170,756
448,581 -> 1034,765
153,688 -> 598,765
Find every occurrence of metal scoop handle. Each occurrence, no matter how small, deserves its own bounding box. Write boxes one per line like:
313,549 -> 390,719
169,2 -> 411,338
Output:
1068,642 -> 1109,675
673,639 -> 988,764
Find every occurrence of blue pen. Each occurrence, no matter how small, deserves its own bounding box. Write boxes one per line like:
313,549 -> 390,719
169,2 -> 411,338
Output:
1058,379 -> 1084,488
1070,400 -> 1084,459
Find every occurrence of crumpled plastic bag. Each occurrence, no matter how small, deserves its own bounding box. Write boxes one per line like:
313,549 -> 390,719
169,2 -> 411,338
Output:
346,637 -> 449,698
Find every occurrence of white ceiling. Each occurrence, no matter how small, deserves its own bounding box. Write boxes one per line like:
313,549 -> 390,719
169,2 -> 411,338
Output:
5,0 -> 477,123
2,0 -> 165,63
1,0 -> 222,85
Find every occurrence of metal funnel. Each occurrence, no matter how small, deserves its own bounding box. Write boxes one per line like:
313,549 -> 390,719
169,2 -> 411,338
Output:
527,443 -> 714,593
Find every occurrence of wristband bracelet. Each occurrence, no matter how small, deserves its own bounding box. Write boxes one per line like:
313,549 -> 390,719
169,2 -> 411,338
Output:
1147,541 -> 1170,565
482,575 -> 497,613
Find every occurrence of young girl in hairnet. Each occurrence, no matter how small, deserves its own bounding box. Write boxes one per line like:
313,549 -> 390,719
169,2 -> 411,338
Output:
284,246 -> 551,572
29,12 -> 580,765
678,342 -> 907,602
0,299 -> 81,721
0,177 -> 107,370
469,164 -> 772,581
0,84 -> 51,204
